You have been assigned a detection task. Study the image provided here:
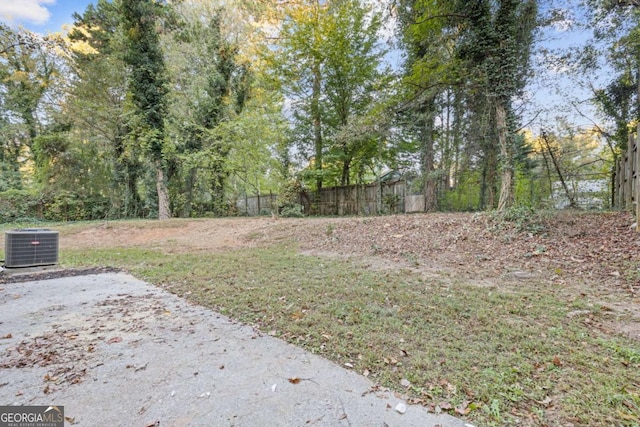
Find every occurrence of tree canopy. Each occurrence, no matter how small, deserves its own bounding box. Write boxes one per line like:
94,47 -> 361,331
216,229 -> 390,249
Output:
0,0 -> 625,220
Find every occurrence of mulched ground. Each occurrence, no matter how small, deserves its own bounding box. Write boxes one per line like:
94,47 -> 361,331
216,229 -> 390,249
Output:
0,266 -> 121,284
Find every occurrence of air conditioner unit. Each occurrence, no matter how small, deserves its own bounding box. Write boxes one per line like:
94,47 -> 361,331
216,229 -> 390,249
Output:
4,229 -> 59,268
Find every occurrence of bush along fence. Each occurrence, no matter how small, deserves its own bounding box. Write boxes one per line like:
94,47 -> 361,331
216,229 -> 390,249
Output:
236,180 -> 427,217
0,189 -> 129,223
615,130 -> 639,231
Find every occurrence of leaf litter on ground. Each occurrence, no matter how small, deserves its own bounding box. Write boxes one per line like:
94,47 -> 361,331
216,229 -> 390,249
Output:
3,210 -> 639,426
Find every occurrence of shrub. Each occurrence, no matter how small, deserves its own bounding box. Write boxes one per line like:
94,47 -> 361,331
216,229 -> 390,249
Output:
277,180 -> 305,217
280,203 -> 305,218
489,205 -> 548,234
0,189 -> 42,222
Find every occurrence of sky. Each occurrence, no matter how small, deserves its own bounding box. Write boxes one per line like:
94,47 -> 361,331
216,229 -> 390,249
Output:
0,0 -> 605,132
0,0 -> 94,34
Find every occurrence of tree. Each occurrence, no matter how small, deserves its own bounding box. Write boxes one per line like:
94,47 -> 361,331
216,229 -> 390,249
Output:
320,0 -> 389,186
558,1 -> 640,206
65,0 -> 143,217
216,88 -> 288,205
396,1 -> 537,212
578,1 -> 640,152
455,0 -> 538,211
163,3 -> 246,216
265,0 -> 326,192
396,0 -> 458,211
0,24 -> 60,190
265,0 -> 389,194
120,0 -> 172,219
533,121 -> 610,208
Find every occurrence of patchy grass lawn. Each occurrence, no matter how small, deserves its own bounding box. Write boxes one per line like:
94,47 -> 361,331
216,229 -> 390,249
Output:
57,245 -> 638,426
1,212 -> 639,426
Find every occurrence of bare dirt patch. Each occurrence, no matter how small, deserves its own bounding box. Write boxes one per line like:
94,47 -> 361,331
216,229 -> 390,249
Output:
63,217 -> 283,252
3,211 -> 639,339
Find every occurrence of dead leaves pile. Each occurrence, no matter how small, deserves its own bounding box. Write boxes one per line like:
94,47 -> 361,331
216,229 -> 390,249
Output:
296,211 -> 640,292
1,327 -> 94,393
0,294 -> 167,396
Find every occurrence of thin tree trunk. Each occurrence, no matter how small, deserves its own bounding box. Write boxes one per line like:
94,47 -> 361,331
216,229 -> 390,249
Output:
126,167 -> 140,217
541,130 -> 577,209
341,158 -> 351,187
421,97 -> 438,212
496,102 -> 514,211
482,142 -> 498,210
451,89 -> 463,192
423,145 -> 437,212
183,167 -> 197,217
540,149 -> 554,199
155,160 -> 171,220
636,57 -> 640,121
312,62 -> 323,192
442,88 -> 453,192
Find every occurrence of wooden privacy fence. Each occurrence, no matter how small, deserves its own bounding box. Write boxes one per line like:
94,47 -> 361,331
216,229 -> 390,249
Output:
307,180 -> 408,216
615,131 -> 639,230
236,192 -> 278,216
237,180 -> 427,216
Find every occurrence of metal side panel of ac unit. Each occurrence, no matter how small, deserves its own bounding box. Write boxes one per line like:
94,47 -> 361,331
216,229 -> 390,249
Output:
5,229 -> 59,268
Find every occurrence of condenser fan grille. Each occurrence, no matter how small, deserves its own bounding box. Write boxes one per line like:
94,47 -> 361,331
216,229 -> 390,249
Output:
4,229 -> 59,268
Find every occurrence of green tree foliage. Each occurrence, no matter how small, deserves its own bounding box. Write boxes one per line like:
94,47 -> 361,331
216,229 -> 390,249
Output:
265,0 -> 390,194
120,0 -> 172,219
397,0 -> 537,211
163,3 -> 246,216
0,25 -> 56,142
64,0 -> 145,217
0,0 -> 631,220
396,0 -> 458,211
458,0 -> 538,211
582,0 -> 640,152
320,0 -> 390,186
218,90 -> 289,206
0,24 -> 61,191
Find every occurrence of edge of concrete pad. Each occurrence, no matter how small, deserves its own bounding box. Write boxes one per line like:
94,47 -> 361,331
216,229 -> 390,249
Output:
0,272 -> 473,427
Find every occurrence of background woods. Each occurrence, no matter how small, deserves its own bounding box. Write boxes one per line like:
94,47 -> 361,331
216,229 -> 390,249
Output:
0,0 -> 637,221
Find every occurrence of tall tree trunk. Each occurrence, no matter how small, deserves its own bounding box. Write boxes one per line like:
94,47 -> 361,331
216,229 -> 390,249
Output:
442,89 -> 453,193
540,149 -> 554,198
114,131 -> 142,217
212,172 -> 226,216
125,163 -> 141,217
496,102 -> 514,211
155,160 -> 171,220
451,90 -> 464,191
183,167 -> 197,217
341,157 -> 351,187
420,97 -> 438,212
636,56 -> 640,121
423,139 -> 437,212
312,62 -> 323,192
481,138 -> 498,210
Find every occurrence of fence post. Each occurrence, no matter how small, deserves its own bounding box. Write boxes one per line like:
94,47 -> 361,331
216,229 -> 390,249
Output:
620,138 -> 626,209
270,193 -> 274,214
616,156 -> 622,209
625,133 -> 634,210
635,130 -> 640,231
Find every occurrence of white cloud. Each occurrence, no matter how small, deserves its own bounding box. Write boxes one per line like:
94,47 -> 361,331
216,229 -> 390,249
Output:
552,18 -> 575,33
0,0 -> 55,25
